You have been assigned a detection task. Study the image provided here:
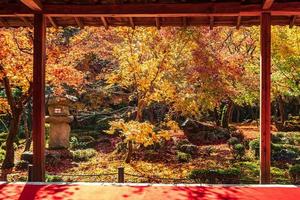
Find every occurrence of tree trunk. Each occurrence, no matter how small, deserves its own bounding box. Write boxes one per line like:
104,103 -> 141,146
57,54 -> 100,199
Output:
125,99 -> 144,163
214,107 -> 220,126
125,140 -> 133,163
278,95 -> 285,124
221,99 -> 233,129
23,110 -> 31,152
229,104 -> 234,123
1,111 -> 22,180
236,106 -> 240,123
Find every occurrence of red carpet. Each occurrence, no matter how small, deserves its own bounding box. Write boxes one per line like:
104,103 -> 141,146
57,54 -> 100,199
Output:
0,182 -> 299,200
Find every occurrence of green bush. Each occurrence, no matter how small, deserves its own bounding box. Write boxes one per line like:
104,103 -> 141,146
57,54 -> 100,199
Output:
46,175 -> 63,182
289,164 -> 300,184
249,139 -> 300,163
179,144 -> 198,155
272,133 -> 284,143
233,144 -> 246,160
203,146 -> 215,157
15,160 -> 29,170
72,149 -> 97,162
0,132 -> 8,140
189,168 -> 241,184
46,152 -> 61,166
70,136 -> 95,149
272,144 -> 299,163
0,148 -> 5,162
227,137 -> 239,149
176,139 -> 190,148
116,142 -> 127,153
230,130 -> 245,142
249,139 -> 260,158
176,151 -> 191,163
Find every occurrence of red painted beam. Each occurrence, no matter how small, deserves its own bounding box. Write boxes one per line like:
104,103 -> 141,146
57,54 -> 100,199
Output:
260,12 -> 271,184
32,13 -> 46,182
263,0 -> 275,10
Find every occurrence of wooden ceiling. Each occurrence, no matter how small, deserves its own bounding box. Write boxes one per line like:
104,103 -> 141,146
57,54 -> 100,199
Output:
0,0 -> 300,28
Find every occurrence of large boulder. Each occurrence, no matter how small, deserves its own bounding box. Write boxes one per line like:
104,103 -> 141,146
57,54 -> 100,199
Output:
181,119 -> 231,145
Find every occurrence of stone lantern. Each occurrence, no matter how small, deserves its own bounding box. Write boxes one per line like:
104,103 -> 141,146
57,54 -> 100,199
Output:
46,96 -> 74,149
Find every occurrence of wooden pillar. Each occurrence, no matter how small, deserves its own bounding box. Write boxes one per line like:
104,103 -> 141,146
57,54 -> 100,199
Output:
260,12 -> 271,184
32,14 -> 46,182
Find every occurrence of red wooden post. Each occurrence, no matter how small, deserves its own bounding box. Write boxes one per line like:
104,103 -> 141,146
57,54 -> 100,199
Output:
260,12 -> 271,184
32,13 -> 46,182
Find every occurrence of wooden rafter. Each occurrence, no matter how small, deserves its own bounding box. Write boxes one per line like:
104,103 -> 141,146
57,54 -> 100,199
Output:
129,17 -> 135,29
100,17 -> 108,29
209,16 -> 214,30
0,18 -> 9,27
75,17 -> 84,29
289,16 -> 297,28
236,15 -> 241,29
182,17 -> 187,27
47,16 -> 57,28
155,17 -> 160,29
20,0 -> 42,11
19,16 -> 32,27
263,0 -> 275,10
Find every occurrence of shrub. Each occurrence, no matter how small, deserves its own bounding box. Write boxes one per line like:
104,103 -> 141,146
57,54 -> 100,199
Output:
46,175 -> 63,182
15,160 -> 29,170
250,139 -> 300,163
0,132 -> 8,140
176,139 -> 190,148
249,139 -> 260,158
0,148 -> 5,162
72,149 -> 97,162
203,146 -> 215,157
272,148 -> 298,163
289,164 -> 300,184
230,130 -> 245,142
272,133 -> 284,143
176,151 -> 191,163
233,144 -> 246,160
179,144 -> 198,155
46,152 -> 61,166
116,142 -> 127,153
189,168 -> 240,184
70,136 -> 95,149
227,137 -> 239,149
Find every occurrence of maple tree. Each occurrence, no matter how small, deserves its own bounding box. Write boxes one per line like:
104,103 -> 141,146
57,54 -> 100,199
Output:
105,27 -> 197,162
0,27 -> 87,175
271,26 -> 300,123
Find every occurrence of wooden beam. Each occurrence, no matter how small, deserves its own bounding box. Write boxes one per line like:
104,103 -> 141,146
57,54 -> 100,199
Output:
75,17 -> 84,29
129,17 -> 135,29
289,16 -> 297,28
263,0 -> 275,10
155,17 -> 160,29
47,16 -> 57,28
1,2 -> 300,18
32,13 -> 46,182
236,15 -> 241,29
20,0 -> 42,11
100,17 -> 108,29
209,16 -> 214,30
260,12 -> 271,184
42,3 -> 263,17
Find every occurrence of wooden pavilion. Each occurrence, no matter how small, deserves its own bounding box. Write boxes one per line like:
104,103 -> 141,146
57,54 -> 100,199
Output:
1,0 -> 299,184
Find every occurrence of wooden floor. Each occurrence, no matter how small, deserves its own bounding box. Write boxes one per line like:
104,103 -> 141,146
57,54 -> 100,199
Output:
0,182 -> 300,200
